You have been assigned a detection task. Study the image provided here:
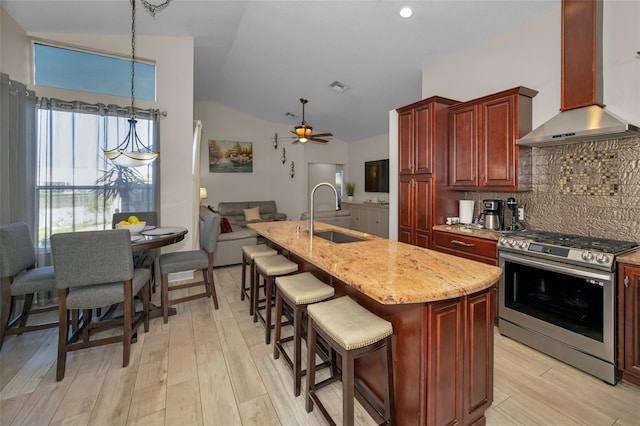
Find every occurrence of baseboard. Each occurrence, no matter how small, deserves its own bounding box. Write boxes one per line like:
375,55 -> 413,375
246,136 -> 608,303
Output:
168,270 -> 194,282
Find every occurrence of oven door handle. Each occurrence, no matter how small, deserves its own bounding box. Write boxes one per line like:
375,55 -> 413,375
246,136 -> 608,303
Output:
499,252 -> 613,282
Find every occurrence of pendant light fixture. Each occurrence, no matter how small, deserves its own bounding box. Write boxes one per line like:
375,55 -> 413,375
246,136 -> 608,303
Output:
104,0 -> 171,167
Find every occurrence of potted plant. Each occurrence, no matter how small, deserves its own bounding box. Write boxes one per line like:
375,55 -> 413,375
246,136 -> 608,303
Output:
345,182 -> 355,202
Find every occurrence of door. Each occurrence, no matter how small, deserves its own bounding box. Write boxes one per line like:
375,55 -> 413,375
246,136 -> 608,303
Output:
481,95 -> 515,188
450,105 -> 478,188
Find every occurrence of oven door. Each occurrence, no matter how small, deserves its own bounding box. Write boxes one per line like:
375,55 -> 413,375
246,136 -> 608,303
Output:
498,252 -> 615,363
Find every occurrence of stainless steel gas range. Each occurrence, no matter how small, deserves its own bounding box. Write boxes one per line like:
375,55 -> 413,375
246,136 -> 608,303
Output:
497,230 -> 638,384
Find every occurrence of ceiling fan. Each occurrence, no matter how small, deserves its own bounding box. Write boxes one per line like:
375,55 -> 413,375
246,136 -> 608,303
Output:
290,98 -> 333,144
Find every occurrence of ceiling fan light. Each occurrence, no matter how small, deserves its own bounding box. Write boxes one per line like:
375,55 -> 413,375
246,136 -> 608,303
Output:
295,125 -> 312,138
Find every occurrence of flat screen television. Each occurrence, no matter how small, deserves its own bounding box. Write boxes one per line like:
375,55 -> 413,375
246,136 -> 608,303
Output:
364,159 -> 389,193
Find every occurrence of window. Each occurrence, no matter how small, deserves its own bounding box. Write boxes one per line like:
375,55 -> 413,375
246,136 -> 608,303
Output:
33,43 -> 156,100
36,101 -> 159,250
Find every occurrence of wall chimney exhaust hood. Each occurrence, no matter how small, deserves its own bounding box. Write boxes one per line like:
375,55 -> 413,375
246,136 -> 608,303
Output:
516,0 -> 640,147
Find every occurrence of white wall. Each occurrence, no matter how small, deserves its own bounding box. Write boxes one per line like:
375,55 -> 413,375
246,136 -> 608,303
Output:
3,26 -> 195,253
195,100 -> 349,221
346,133 -> 391,204
421,2 -> 639,130
0,9 -> 30,81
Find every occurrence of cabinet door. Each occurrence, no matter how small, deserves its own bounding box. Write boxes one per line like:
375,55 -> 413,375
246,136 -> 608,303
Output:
349,205 -> 362,231
371,207 -> 390,238
618,264 -> 640,386
398,176 -> 413,244
450,105 -> 478,188
415,103 -> 433,174
413,175 -> 433,248
398,109 -> 415,175
481,95 -> 515,188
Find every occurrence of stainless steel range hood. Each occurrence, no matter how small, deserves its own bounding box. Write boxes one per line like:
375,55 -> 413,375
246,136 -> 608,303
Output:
516,105 -> 640,147
516,0 -> 640,148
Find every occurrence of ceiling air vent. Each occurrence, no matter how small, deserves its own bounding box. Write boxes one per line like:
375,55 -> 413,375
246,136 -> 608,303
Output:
329,80 -> 350,94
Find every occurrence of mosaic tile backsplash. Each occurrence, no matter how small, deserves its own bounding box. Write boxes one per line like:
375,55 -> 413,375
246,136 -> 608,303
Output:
463,137 -> 640,242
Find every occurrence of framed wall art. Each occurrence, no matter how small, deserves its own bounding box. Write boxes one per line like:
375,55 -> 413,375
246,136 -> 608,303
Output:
209,140 -> 253,173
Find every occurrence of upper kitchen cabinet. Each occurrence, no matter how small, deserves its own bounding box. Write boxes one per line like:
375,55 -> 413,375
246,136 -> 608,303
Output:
398,96 -> 459,175
450,87 -> 537,191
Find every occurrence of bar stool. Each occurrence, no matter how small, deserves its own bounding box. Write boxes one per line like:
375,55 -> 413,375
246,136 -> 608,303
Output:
253,255 -> 298,344
273,272 -> 335,397
306,296 -> 395,426
241,244 -> 277,316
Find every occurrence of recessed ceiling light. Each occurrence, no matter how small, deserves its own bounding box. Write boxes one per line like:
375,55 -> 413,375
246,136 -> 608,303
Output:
399,7 -> 413,18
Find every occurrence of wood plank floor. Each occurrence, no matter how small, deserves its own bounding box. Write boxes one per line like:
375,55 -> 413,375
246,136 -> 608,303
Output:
1,265 -> 639,425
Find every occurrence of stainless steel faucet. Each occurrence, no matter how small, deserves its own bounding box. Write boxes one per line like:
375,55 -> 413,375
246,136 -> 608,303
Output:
309,182 -> 339,239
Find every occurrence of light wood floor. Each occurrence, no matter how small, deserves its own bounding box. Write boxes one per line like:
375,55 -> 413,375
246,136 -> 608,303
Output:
1,265 -> 639,425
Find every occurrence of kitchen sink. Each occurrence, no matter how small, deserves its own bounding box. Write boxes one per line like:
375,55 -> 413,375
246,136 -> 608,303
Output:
314,230 -> 366,244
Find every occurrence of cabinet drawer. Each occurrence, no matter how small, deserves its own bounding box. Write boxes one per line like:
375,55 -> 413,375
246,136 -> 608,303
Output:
433,231 -> 497,265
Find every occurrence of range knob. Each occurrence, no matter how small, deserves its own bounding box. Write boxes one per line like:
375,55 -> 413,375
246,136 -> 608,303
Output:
596,253 -> 610,264
581,251 -> 594,261
509,239 -> 518,247
519,241 -> 529,249
499,237 -> 508,246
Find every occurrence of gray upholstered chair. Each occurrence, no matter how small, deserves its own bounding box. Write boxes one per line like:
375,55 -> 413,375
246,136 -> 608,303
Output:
158,210 -> 221,323
51,229 -> 150,381
112,211 -> 158,291
0,222 -> 57,350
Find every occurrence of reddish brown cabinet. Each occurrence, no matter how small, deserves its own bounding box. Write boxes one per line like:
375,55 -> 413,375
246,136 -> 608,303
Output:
397,96 -> 458,248
450,86 -> 537,191
432,231 -> 498,266
618,263 -> 640,386
399,174 -> 432,248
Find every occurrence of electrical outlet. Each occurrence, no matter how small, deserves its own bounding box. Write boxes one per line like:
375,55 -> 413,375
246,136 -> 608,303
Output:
518,207 -> 524,220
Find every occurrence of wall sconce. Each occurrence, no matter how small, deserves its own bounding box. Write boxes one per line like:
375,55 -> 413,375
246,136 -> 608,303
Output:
273,133 -> 279,149
289,161 -> 295,178
281,147 -> 286,164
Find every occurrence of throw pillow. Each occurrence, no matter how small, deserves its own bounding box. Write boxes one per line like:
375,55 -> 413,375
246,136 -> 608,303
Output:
243,206 -> 261,222
220,217 -> 233,233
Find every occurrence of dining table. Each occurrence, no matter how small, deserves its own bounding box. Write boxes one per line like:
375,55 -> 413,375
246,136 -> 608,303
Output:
130,226 -> 188,319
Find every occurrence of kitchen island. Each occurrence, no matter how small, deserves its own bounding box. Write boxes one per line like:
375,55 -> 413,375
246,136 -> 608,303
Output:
248,220 -> 503,425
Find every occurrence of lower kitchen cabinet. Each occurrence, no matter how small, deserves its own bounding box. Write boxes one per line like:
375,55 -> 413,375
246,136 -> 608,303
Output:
433,229 -> 499,324
618,263 -> 640,386
343,202 -> 389,238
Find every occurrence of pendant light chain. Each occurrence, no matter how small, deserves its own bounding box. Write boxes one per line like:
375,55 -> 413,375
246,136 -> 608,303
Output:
130,0 -> 136,118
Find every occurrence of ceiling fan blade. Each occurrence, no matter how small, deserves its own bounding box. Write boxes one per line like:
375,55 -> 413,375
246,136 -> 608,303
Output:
310,132 -> 333,138
310,138 -> 329,143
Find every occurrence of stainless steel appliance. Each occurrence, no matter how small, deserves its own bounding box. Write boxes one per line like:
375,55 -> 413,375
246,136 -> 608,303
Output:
482,199 -> 503,230
498,230 -> 638,384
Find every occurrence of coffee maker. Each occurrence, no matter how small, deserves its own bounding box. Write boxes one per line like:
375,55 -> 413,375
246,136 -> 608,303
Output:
482,199 -> 504,230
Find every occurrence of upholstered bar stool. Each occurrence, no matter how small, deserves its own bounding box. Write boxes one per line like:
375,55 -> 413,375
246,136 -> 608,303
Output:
306,296 -> 395,426
273,272 -> 335,397
241,244 -> 277,316
253,254 -> 298,344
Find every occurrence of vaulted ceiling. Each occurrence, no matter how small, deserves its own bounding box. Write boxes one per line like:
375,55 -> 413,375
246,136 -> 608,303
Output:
2,0 -> 558,142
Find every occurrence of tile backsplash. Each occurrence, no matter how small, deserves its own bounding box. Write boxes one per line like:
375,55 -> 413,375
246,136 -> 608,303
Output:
464,137 -> 640,242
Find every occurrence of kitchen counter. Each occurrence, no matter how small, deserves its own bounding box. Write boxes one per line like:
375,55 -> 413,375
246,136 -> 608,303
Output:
617,247 -> 640,266
248,220 -> 502,425
249,221 -> 502,304
432,224 -> 503,241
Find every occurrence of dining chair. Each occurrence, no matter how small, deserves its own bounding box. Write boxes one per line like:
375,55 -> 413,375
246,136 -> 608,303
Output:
112,211 -> 158,291
51,229 -> 150,381
158,210 -> 221,323
0,222 -> 58,351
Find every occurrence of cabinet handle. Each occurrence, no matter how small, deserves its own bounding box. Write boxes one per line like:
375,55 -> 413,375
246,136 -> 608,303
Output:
624,276 -> 630,287
451,239 -> 475,247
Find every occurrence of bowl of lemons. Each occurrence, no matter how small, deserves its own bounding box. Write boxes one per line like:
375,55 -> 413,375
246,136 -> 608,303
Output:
115,216 -> 146,235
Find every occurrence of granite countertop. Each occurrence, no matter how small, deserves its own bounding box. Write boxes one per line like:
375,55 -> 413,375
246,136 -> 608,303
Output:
617,247 -> 640,267
432,224 -> 503,241
248,221 -> 503,305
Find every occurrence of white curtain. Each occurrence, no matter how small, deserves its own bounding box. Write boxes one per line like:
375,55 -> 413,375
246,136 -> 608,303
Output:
0,73 -> 37,231
191,120 -> 203,249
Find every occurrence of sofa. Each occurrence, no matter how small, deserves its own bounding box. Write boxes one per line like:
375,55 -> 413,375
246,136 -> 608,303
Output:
208,201 -> 287,267
218,201 -> 287,227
